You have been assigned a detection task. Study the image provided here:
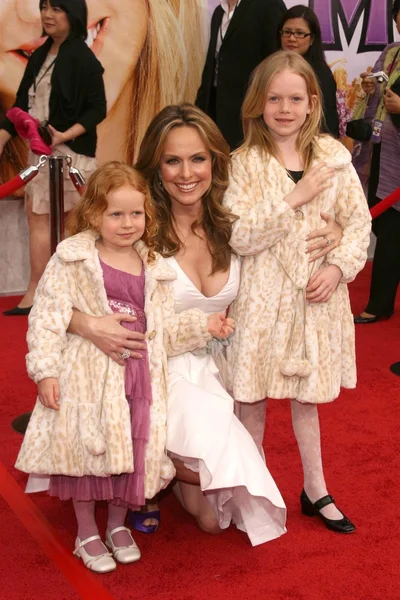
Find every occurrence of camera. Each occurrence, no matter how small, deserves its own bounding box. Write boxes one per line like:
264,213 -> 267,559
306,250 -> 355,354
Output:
365,71 -> 389,84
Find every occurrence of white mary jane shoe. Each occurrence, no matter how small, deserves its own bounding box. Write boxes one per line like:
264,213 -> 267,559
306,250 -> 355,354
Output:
73,535 -> 117,573
105,526 -> 141,564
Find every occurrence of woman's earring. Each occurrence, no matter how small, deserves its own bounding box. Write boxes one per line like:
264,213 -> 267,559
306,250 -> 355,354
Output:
158,176 -> 164,189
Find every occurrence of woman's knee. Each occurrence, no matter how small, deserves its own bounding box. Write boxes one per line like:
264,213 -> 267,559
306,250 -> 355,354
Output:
196,514 -> 222,535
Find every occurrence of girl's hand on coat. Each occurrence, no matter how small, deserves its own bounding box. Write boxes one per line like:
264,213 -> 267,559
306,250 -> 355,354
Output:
208,313 -> 235,339
383,88 -> 400,114
360,72 -> 376,96
37,378 -> 60,410
306,213 -> 343,262
285,164 -> 334,210
306,265 -> 342,303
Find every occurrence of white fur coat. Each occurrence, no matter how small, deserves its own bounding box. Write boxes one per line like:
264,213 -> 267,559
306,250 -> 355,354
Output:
15,232 -> 212,499
223,136 -> 371,404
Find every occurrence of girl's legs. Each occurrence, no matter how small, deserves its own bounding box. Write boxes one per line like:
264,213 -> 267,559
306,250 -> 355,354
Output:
19,198 -> 51,308
107,503 -> 132,546
290,400 -> 343,520
73,500 -> 132,553
73,500 -> 106,556
234,399 -> 267,456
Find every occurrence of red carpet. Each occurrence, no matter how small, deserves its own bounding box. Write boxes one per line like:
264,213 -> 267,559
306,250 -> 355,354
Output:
1,261 -> 399,600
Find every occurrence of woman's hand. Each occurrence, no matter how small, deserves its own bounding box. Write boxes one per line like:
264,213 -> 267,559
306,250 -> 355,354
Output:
306,265 -> 342,303
360,72 -> 376,96
69,311 -> 147,366
207,313 -> 235,339
285,164 -> 334,210
306,213 -> 343,262
384,88 -> 400,114
38,377 -> 60,410
48,125 -> 66,147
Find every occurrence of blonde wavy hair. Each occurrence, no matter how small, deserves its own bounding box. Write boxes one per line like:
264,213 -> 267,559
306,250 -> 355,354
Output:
240,51 -> 324,172
136,103 -> 236,274
68,161 -> 157,261
126,0 -> 207,164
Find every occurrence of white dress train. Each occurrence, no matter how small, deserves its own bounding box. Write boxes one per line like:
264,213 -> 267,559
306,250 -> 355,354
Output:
165,256 -> 287,547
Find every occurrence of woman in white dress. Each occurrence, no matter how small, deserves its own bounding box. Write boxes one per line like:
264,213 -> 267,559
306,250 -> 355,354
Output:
70,103 -> 287,546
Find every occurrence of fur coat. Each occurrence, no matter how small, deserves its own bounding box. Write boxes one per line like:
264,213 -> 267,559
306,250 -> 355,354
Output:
223,136 -> 371,404
15,231 -> 212,499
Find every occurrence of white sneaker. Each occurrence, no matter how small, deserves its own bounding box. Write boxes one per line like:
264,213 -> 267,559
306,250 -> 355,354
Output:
73,535 -> 117,573
105,526 -> 141,564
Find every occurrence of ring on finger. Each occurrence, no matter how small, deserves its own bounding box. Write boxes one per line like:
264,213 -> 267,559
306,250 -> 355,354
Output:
324,236 -> 332,246
119,349 -> 130,360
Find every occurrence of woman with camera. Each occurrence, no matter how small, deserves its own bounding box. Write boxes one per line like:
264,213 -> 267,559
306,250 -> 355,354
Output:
353,0 -> 400,323
0,0 -> 106,316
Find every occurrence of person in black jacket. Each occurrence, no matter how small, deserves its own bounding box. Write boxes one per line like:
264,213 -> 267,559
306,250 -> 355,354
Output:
0,0 -> 106,316
277,4 -> 340,138
196,0 -> 286,150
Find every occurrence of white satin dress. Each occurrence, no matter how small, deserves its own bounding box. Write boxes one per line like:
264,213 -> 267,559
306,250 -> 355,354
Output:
164,256 -> 287,547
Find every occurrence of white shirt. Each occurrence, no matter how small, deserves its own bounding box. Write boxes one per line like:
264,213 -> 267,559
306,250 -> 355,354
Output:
215,0 -> 242,55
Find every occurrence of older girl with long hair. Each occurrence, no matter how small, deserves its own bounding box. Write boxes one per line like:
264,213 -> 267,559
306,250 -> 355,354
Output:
224,51 -> 371,533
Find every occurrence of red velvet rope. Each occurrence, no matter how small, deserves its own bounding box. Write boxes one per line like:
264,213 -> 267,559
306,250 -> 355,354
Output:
0,462 -> 116,600
370,187 -> 400,219
0,175 -> 29,199
70,181 -> 85,196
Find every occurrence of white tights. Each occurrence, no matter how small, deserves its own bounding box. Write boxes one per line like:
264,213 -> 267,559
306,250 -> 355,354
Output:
236,399 -> 343,520
73,500 -> 132,556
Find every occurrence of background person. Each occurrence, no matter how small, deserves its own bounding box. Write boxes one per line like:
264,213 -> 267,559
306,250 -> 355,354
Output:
277,4 -> 340,138
196,0 -> 286,150
0,0 -> 207,171
353,0 -> 400,324
0,0 -> 106,315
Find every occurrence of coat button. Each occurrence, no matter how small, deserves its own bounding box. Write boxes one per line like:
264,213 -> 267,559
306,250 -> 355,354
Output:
148,330 -> 156,340
295,209 -> 304,220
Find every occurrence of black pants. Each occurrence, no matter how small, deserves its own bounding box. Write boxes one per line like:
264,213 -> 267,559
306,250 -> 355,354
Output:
365,144 -> 400,316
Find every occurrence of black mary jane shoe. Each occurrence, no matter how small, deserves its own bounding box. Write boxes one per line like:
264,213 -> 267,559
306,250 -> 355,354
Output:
3,306 -> 32,316
300,489 -> 356,533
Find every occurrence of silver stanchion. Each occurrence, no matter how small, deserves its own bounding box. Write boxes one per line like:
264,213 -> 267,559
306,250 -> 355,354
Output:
48,155 -> 65,254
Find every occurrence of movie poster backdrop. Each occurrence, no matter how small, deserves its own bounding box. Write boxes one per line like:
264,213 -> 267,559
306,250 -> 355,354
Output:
0,0 -> 398,186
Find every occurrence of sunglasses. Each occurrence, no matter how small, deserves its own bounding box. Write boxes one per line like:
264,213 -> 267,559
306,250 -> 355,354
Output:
280,29 -> 312,39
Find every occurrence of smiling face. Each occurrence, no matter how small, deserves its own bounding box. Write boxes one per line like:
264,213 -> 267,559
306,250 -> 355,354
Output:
159,126 -> 213,215
97,185 -> 146,250
0,0 -> 147,113
280,17 -> 313,55
263,69 -> 313,142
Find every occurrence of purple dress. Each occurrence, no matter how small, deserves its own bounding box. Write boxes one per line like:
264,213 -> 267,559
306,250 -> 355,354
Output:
49,260 -> 152,510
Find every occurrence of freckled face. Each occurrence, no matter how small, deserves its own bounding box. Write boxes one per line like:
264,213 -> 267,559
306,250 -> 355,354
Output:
97,185 -> 146,250
160,126 -> 213,213
263,70 -> 313,141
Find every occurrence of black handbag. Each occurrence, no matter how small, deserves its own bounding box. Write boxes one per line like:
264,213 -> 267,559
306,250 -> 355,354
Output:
345,118 -> 372,141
